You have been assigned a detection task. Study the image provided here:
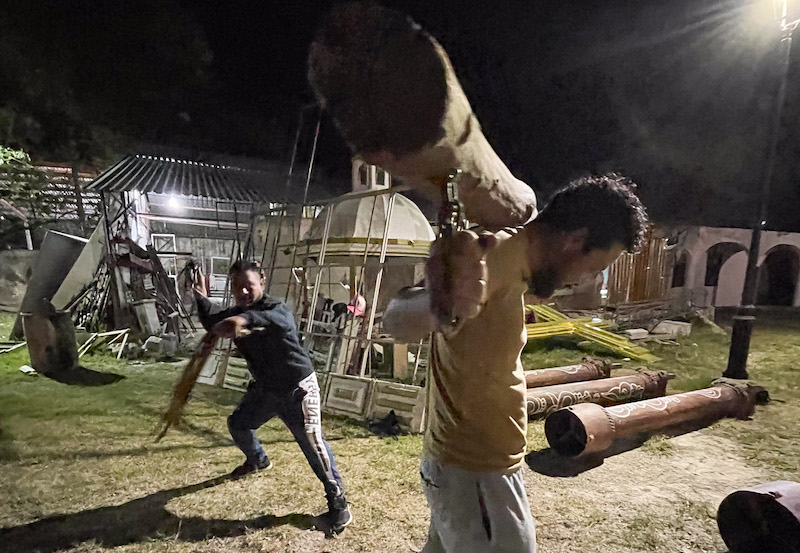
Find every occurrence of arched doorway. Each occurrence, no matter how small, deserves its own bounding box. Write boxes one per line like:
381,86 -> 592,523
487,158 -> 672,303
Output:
704,242 -> 747,306
716,251 -> 748,306
705,242 -> 747,286
757,245 -> 800,306
671,251 -> 688,288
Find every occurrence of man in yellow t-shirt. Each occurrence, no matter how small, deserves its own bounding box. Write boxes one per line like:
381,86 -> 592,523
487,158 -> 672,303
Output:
384,174 -> 648,553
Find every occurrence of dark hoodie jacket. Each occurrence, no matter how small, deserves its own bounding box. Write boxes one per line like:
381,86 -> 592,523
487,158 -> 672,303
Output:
195,293 -> 314,393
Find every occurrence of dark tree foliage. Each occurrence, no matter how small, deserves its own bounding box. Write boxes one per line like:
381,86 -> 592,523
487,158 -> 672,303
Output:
0,0 -> 215,164
0,146 -> 51,247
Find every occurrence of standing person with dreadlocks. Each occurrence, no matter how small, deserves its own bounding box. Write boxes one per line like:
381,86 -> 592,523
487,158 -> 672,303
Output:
192,260 -> 352,533
384,174 -> 648,553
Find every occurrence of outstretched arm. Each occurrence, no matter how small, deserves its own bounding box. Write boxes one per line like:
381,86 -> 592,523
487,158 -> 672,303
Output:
191,267 -> 243,332
238,303 -> 292,330
207,302 -> 293,340
194,291 -> 237,331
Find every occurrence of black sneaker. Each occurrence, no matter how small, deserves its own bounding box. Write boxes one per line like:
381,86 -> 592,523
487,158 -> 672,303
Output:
230,458 -> 273,479
325,493 -> 353,533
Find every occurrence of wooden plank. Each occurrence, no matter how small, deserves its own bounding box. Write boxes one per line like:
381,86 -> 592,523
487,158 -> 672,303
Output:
0,342 -> 26,354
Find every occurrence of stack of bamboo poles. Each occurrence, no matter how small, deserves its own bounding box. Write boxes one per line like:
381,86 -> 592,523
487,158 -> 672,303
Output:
526,304 -> 659,363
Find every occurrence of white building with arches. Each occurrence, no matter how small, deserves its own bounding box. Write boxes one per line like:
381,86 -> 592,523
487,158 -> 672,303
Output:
667,226 -> 800,308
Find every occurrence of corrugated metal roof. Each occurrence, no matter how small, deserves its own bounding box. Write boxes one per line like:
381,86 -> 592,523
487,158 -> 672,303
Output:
86,155 -> 288,203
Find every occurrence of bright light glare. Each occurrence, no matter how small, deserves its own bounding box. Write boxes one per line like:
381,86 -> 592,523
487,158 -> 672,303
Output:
773,0 -> 789,25
745,0 -> 788,29
168,194 -> 182,210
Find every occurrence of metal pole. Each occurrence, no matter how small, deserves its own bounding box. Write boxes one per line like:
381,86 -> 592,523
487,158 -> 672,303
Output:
23,221 -> 33,250
266,106 -> 306,293
359,192 -> 397,377
724,20 -> 793,379
342,194 -> 379,373
73,163 -> 86,234
304,204 -> 333,343
281,113 -> 321,300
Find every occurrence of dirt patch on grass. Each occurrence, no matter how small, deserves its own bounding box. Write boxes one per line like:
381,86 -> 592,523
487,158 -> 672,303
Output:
1,313 -> 798,553
527,431 -> 767,553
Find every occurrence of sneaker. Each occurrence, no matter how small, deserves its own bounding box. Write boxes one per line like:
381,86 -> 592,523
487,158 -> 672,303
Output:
324,493 -> 353,533
230,458 -> 273,479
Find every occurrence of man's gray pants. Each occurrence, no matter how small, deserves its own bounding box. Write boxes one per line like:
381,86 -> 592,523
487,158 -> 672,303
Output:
420,456 -> 537,553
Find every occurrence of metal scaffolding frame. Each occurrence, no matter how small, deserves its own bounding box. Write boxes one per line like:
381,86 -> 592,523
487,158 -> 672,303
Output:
254,184 -> 430,382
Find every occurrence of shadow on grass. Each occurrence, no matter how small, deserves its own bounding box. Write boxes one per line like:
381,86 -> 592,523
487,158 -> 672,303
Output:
16,442 -> 232,464
0,475 -> 324,552
0,425 -> 19,462
40,365 -> 125,386
526,418 -> 733,477
525,438 -> 645,477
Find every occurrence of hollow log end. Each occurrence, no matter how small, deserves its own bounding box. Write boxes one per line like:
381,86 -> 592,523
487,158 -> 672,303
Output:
717,484 -> 800,553
308,1 -> 448,156
545,403 -> 614,457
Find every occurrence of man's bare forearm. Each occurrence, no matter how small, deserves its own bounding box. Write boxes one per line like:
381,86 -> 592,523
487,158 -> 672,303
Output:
383,287 -> 437,343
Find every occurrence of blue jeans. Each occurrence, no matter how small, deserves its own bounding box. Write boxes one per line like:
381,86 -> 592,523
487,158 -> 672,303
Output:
228,373 -> 344,499
420,456 -> 537,553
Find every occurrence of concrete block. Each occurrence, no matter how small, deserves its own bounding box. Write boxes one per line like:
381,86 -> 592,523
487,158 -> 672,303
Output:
142,336 -> 163,352
623,328 -> 650,340
652,320 -> 692,338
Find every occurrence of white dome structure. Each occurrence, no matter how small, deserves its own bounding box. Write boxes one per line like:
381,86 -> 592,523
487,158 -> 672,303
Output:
301,191 -> 434,258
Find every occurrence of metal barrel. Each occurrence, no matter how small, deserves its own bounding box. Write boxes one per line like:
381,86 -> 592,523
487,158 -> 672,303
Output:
717,481 -> 800,553
22,304 -> 80,376
524,357 -> 612,388
526,370 -> 671,420
545,381 -> 767,457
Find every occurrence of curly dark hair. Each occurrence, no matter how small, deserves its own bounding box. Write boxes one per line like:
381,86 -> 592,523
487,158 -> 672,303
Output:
535,173 -> 648,252
229,259 -> 264,277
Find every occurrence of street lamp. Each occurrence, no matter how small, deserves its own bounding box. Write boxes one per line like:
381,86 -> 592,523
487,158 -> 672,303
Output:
724,0 -> 800,379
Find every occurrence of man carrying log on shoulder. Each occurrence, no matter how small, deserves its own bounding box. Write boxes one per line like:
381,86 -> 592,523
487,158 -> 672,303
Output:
192,260 -> 352,533
384,174 -> 648,553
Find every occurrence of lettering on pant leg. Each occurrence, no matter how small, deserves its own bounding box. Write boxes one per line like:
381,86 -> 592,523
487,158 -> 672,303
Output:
302,387 -> 321,429
299,374 -> 321,429
298,376 -> 334,476
306,428 -> 332,474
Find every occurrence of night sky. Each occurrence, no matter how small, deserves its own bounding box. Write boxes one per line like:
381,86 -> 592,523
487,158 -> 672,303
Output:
4,0 -> 800,230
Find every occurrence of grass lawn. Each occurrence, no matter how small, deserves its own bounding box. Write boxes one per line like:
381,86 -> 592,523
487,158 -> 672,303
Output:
1,312 -> 798,552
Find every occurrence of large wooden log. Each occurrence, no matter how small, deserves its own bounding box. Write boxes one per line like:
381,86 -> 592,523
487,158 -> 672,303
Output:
544,380 -> 768,457
526,370 -> 672,420
308,2 -> 537,230
524,357 -> 612,388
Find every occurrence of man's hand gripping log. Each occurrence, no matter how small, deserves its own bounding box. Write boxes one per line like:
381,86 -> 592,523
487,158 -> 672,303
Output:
427,169 -> 497,333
